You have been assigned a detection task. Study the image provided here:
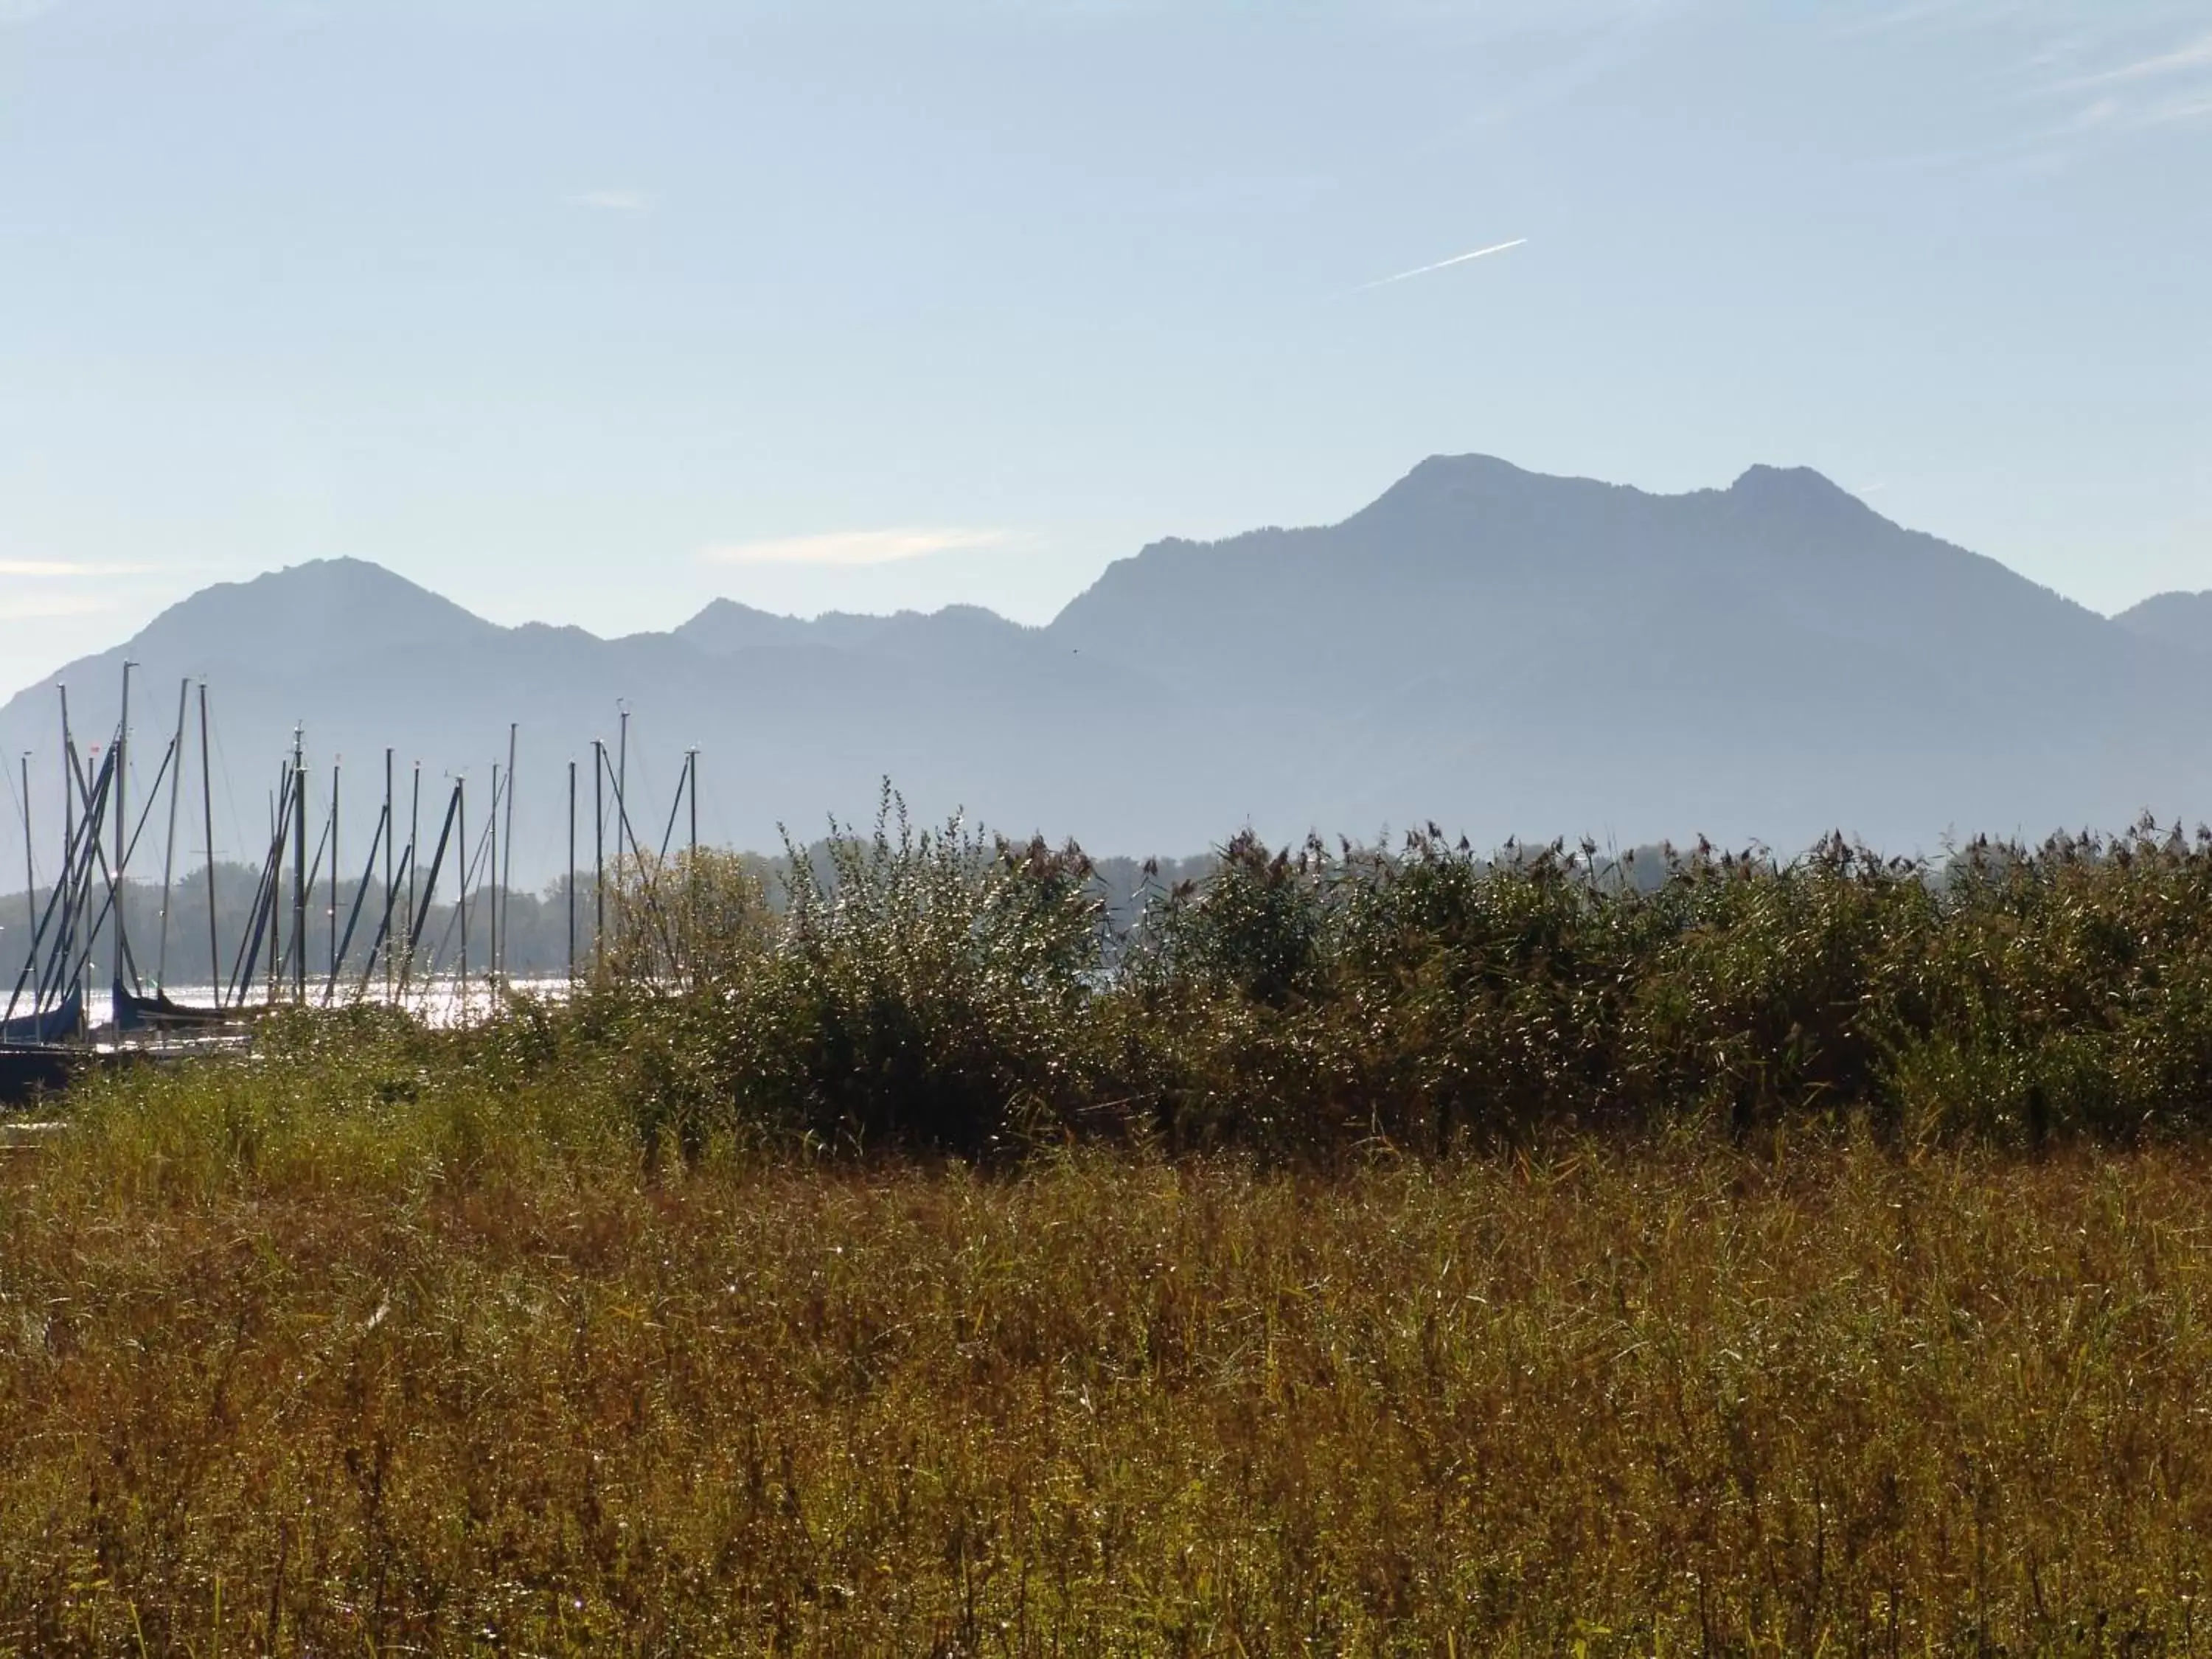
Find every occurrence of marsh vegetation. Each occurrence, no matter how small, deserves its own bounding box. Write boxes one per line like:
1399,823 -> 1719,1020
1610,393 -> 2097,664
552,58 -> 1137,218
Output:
8,802 -> 2212,1649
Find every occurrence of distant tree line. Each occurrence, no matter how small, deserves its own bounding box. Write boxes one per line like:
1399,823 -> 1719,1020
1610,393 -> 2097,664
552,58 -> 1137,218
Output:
0,844 -> 1220,996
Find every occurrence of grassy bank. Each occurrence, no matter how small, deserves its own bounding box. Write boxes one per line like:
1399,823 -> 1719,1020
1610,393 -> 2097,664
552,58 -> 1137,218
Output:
4,1096 -> 2210,1651
10,807 -> 2212,1648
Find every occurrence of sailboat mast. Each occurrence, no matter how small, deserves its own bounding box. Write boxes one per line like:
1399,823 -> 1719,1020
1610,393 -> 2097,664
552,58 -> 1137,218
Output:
291,729 -> 307,1006
567,757 -> 577,985
156,678 -> 188,992
266,770 -> 283,1006
199,684 -> 220,1009
58,687 -> 74,1021
593,740 -> 605,970
487,762 -> 499,994
114,665 -> 128,884
329,762 -> 341,989
686,748 -> 699,976
456,776 -> 467,1018
503,723 -> 517,989
615,706 -> 628,922
18,754 -> 32,965
114,661 -> 132,994
407,763 -> 421,994
383,749 -> 394,1001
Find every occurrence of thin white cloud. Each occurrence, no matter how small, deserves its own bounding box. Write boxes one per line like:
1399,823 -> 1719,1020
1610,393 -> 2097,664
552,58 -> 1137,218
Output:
2053,29 -> 2212,88
0,0 -> 65,21
1354,237 -> 1527,293
700,528 -> 1024,568
2143,91 -> 2212,127
569,189 -> 653,212
3,594 -> 112,619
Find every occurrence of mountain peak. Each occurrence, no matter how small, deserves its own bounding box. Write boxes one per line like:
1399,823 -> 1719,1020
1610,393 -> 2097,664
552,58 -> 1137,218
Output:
1340,453 -> 1591,540
2114,590 -> 2212,657
1371,453 -> 1540,504
1727,463 -> 1860,507
116,557 -> 498,680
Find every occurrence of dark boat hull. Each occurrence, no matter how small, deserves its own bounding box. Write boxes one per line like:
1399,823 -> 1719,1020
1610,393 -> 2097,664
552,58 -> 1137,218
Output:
113,981 -> 237,1034
1,989 -> 84,1046
0,1046 -> 79,1107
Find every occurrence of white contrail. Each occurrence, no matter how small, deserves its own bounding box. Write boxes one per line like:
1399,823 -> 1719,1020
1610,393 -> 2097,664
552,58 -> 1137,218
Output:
1355,237 -> 1527,292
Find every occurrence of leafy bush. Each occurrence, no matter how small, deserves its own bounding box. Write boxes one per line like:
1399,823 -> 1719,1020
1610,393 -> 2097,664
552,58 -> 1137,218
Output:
105,804 -> 2212,1162
578,790 -> 1108,1159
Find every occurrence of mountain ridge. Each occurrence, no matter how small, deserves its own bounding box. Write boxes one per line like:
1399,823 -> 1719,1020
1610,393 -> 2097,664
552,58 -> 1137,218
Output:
4,456 -> 2205,876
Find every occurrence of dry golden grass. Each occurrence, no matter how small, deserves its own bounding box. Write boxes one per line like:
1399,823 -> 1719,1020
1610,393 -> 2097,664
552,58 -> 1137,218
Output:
4,1098 -> 2211,1653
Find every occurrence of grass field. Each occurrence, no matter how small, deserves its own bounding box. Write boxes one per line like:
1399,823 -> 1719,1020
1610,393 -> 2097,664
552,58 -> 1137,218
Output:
9,815 -> 2212,1651
4,1085 -> 2211,1652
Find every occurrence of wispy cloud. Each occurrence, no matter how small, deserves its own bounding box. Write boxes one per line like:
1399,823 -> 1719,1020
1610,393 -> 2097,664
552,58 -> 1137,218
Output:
2051,29 -> 2212,88
1822,6 -> 2212,168
700,528 -> 1024,568
568,189 -> 653,212
1354,237 -> 1527,293
2,594 -> 111,619
0,0 -> 66,22
2035,27 -> 2212,151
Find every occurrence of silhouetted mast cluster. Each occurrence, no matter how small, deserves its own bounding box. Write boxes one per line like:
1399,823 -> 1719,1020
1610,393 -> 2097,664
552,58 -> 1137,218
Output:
2,665 -> 704,1057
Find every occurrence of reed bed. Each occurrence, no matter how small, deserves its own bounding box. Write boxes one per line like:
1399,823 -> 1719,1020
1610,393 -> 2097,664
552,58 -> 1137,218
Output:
6,804 -> 2212,1649
5,1122 -> 2211,1651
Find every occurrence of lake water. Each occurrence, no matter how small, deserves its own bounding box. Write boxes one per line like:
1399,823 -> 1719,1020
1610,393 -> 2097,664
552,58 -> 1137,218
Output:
14,975 -> 580,1035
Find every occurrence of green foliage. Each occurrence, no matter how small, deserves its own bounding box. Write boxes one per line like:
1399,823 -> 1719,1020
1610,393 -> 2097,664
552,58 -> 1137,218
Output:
1106,816 -> 2212,1156
60,805 -> 2212,1165
24,804 -> 2212,1644
577,790 -> 1107,1160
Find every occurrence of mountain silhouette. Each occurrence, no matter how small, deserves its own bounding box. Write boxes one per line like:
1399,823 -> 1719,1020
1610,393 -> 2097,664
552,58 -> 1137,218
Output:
2113,591 -> 2212,656
4,456 -> 2205,879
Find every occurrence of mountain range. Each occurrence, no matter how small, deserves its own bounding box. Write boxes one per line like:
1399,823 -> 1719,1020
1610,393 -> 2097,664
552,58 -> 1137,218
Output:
4,454 -> 2209,880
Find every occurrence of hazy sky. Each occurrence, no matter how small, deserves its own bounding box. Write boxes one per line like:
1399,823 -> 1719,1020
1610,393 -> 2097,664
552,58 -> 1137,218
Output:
2,0 -> 2206,700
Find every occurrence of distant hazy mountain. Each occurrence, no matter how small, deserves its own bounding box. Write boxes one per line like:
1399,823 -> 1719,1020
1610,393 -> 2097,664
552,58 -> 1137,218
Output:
4,456 -> 2206,880
2113,591 -> 2212,657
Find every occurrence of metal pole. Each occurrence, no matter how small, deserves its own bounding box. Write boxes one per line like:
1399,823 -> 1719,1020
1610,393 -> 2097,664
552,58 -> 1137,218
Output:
292,729 -> 307,1005
503,721 -> 517,989
686,748 -> 698,973
20,754 -> 33,967
456,776 -> 467,1020
114,661 -> 132,991
487,762 -> 499,994
383,748 -> 394,1001
156,680 -> 187,992
200,684 -> 220,1008
268,771 -> 285,1006
329,761 -> 341,990
593,740 -> 605,970
407,762 -> 421,992
58,687 -> 73,1020
615,705 -> 628,915
567,758 -> 577,984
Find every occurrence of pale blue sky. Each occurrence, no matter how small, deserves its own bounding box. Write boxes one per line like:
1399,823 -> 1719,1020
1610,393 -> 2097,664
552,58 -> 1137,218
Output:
2,0 -> 2207,700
